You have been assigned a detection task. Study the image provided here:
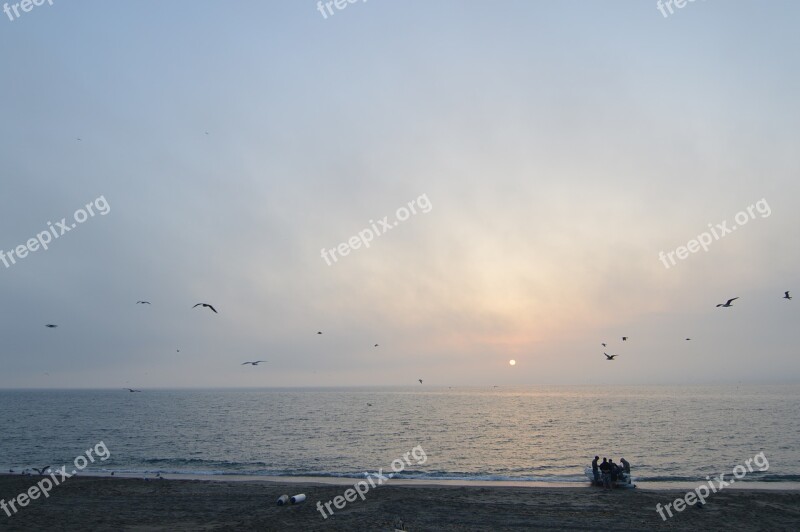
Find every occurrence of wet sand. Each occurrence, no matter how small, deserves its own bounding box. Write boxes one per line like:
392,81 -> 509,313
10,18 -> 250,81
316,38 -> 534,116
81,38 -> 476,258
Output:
1,474 -> 799,531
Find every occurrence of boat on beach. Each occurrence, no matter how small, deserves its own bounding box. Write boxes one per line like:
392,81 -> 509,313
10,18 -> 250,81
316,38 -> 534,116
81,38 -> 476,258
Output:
584,466 -> 636,489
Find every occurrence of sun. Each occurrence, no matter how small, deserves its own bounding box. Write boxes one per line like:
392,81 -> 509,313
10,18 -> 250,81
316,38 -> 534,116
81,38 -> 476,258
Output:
509,359 -> 516,366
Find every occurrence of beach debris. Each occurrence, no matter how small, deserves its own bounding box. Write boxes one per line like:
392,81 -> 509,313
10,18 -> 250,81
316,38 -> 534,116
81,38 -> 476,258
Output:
290,493 -> 306,504
276,494 -> 289,506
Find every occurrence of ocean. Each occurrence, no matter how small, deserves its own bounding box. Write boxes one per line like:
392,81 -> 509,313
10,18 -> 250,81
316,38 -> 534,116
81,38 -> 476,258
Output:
1,385 -> 798,486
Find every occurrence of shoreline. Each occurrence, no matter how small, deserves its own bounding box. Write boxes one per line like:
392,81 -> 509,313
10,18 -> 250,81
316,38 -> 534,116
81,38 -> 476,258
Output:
3,472 -> 799,491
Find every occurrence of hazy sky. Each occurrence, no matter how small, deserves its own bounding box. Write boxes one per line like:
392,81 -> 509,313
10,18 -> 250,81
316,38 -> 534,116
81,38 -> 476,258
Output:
1,1 -> 798,388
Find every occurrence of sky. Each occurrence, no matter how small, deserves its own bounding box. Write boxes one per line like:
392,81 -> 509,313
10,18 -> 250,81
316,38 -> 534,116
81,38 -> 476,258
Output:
1,0 -> 798,388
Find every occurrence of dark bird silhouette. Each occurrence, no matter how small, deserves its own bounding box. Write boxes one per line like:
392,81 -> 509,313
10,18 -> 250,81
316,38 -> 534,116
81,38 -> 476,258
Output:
374,344 -> 379,347
242,360 -> 267,366
784,291 -> 792,300
418,379 -> 423,384
136,301 -> 151,305
716,297 -> 739,308
601,343 -> 607,347
686,338 -> 691,341
124,388 -> 141,392
317,331 -> 323,335
76,138 -> 81,141
621,337 -> 628,341
367,403 -> 372,406
604,353 -> 618,360
45,324 -> 57,328
33,466 -> 50,475
193,303 -> 218,313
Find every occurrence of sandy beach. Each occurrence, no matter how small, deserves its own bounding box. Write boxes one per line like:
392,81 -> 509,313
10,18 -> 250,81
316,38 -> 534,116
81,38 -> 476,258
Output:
1,475 -> 798,531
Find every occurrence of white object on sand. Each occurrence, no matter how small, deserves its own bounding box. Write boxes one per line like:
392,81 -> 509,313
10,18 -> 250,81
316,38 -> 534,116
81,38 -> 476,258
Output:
290,494 -> 306,504
276,494 -> 289,506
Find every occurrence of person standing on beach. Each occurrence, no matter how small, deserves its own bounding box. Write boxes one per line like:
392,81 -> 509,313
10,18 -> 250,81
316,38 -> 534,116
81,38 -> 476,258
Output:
609,460 -> 619,483
592,456 -> 600,483
620,458 -> 630,474
599,458 -> 611,489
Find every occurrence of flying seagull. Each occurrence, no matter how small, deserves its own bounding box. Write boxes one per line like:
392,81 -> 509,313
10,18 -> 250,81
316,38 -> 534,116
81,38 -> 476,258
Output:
374,344 -> 379,347
136,301 -> 151,304
418,379 -> 423,384
686,338 -> 691,341
716,297 -> 739,308
317,331 -> 322,335
242,360 -> 267,366
124,388 -> 141,392
601,343 -> 607,347
621,337 -> 628,341
45,324 -> 58,328
193,303 -> 218,313
32,466 -> 51,476
604,353 -> 618,360
784,291 -> 792,300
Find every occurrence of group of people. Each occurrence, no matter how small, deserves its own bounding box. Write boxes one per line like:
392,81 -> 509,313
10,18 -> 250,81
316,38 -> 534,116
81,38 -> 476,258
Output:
591,456 -> 630,488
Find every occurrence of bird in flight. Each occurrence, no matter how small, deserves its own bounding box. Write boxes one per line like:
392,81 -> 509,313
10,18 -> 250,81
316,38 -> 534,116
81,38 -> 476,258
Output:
604,353 -> 618,360
193,303 -> 218,313
32,466 -> 51,476
621,337 -> 628,341
374,344 -> 379,347
136,301 -> 151,305
124,388 -> 141,392
716,297 -> 739,308
686,338 -> 691,341
45,324 -> 58,328
418,379 -> 423,384
784,291 -> 792,300
317,331 -> 323,335
601,343 -> 607,347
367,403 -> 372,406
242,360 -> 267,366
